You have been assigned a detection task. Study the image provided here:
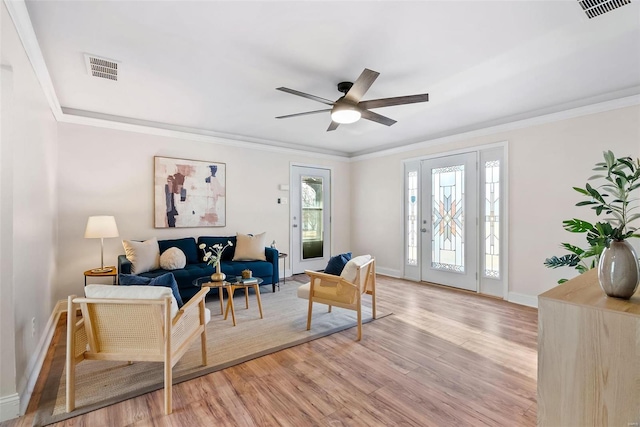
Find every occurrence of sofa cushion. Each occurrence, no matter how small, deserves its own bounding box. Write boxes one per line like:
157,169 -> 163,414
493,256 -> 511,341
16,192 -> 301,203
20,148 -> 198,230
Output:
220,260 -> 272,278
85,284 -> 179,319
324,252 -> 352,276
233,232 -> 266,261
198,236 -> 237,261
119,272 -> 184,307
158,238 -> 198,265
160,247 -> 187,270
122,238 -> 160,274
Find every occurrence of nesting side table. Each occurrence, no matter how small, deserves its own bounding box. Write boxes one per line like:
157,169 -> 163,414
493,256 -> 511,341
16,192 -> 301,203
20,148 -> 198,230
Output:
84,266 -> 117,286
277,252 -> 288,289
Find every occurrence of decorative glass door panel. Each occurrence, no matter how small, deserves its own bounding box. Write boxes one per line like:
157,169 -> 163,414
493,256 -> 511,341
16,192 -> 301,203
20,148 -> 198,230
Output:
406,170 -> 419,266
421,153 -> 478,291
484,160 -> 500,278
432,165 -> 465,273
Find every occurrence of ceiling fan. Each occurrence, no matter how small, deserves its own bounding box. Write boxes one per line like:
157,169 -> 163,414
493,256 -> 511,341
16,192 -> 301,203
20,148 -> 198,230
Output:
276,68 -> 429,132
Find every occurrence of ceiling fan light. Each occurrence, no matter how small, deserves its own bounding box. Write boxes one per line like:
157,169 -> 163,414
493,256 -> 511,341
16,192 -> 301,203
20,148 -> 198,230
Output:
331,105 -> 361,124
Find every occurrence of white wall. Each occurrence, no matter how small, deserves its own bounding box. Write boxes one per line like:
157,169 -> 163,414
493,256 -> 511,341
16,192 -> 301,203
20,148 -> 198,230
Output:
351,105 -> 640,303
55,123 -> 351,302
0,2 -> 58,420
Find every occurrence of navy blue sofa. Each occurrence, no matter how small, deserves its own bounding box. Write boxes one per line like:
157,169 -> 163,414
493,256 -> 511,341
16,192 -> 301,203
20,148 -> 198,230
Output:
118,236 -> 278,302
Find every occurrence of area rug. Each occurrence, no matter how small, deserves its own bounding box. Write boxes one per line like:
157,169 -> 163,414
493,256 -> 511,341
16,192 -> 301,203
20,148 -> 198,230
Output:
34,282 -> 389,426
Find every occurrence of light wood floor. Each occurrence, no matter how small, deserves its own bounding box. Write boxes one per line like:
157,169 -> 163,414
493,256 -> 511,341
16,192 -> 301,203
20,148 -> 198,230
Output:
4,274 -> 538,427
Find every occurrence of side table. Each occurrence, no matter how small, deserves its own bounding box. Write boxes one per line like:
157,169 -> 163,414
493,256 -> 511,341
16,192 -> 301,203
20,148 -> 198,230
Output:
84,266 -> 117,286
277,253 -> 288,290
196,277 -> 264,326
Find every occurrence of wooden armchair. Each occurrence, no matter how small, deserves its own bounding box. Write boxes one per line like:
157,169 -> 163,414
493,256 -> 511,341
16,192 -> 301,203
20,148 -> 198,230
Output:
298,255 -> 376,341
66,285 -> 210,415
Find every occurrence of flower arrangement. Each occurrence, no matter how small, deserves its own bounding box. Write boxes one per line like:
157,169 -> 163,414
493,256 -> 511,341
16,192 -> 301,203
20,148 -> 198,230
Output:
199,240 -> 233,269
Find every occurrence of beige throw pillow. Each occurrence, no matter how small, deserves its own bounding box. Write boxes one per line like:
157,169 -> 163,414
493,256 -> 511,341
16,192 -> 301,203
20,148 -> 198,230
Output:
232,232 -> 267,261
122,238 -> 160,274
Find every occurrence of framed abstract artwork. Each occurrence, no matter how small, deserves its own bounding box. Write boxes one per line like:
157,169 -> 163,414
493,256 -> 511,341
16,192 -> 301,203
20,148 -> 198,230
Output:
154,156 -> 226,228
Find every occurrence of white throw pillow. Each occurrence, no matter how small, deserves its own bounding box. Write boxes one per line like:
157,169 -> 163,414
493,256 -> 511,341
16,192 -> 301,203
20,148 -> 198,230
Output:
85,284 -> 179,319
232,232 -> 267,261
160,247 -> 186,270
340,254 -> 372,283
122,238 -> 160,274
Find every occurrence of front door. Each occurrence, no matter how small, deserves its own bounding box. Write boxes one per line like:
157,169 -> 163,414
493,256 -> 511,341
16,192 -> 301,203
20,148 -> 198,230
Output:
421,153 -> 478,291
291,166 -> 331,274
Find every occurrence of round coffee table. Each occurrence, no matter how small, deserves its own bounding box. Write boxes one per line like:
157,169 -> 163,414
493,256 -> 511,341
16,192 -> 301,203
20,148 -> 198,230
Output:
193,276 -> 263,326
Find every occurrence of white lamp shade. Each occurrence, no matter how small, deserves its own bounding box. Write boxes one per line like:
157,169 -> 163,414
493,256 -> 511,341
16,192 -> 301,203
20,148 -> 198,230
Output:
84,216 -> 119,238
331,104 -> 361,124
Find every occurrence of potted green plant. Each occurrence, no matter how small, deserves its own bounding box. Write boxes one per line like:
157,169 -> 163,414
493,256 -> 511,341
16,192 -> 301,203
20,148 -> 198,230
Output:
544,151 -> 640,298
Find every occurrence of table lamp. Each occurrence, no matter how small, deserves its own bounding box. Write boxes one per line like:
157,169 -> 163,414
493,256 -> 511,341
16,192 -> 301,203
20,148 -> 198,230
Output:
84,215 -> 119,273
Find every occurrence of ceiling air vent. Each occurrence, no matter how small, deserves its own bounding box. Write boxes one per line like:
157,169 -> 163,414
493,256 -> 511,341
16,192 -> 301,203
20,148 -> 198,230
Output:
578,0 -> 631,18
84,54 -> 119,81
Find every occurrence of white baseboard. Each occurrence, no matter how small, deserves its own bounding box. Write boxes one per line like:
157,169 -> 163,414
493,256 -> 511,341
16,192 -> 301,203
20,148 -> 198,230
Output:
17,299 -> 66,415
508,292 -> 538,308
0,393 -> 20,423
376,267 -> 402,278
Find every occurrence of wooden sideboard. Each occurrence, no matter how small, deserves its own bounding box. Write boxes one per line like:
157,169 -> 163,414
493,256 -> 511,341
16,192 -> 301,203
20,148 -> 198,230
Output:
537,268 -> 640,426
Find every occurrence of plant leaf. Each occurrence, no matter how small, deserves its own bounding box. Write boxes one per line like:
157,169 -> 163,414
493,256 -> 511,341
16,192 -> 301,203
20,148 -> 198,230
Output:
573,187 -> 590,196
544,255 -> 580,268
560,243 -> 585,255
604,150 -> 615,169
562,218 -> 593,233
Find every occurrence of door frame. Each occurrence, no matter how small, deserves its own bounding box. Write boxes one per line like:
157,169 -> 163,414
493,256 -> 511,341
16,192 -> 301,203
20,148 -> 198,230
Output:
401,141 -> 510,299
289,162 -> 334,275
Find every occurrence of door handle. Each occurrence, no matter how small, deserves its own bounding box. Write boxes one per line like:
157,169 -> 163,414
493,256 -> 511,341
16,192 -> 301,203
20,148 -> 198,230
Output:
421,228 -> 428,233
292,224 -> 298,228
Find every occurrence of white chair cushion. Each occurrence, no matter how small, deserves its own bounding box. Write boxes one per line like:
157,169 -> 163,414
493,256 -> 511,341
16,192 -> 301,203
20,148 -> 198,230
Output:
122,238 -> 160,274
340,254 -> 372,283
297,282 -> 310,299
85,284 -> 178,319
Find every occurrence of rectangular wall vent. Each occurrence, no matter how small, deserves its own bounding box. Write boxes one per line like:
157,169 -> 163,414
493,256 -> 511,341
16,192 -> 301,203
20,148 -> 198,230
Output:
84,54 -> 119,81
578,0 -> 631,18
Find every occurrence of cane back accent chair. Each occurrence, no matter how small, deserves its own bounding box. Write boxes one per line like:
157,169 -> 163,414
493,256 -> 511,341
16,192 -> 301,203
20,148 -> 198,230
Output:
298,255 -> 376,341
66,285 -> 210,414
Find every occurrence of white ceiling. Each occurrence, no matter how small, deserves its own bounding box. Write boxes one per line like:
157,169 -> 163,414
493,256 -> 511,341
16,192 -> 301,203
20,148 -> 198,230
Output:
24,0 -> 640,157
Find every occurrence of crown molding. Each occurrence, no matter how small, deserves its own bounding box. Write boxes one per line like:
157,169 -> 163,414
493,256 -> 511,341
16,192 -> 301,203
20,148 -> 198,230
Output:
4,0 -> 62,120
59,110 -> 350,161
350,93 -> 640,162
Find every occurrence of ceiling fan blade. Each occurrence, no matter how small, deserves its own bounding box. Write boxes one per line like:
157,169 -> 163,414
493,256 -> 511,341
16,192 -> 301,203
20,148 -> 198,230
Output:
344,68 -> 380,103
276,87 -> 335,106
358,94 -> 429,110
327,121 -> 340,132
360,109 -> 397,127
276,109 -> 331,119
